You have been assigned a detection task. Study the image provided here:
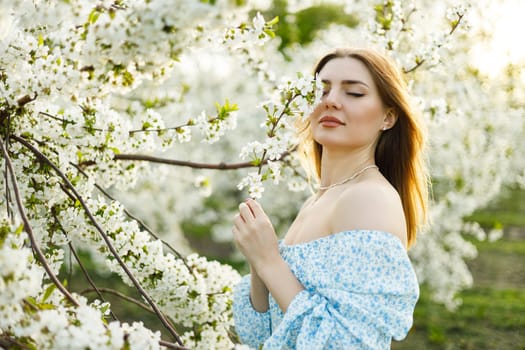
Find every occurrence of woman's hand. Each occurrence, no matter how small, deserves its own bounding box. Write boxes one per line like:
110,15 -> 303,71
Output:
233,198 -> 305,312
232,198 -> 280,271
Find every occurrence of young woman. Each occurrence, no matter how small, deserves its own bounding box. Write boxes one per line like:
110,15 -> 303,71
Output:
232,47 -> 428,350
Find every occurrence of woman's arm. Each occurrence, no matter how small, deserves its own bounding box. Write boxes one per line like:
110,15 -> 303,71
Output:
254,255 -> 304,313
249,265 -> 269,312
233,275 -> 272,348
233,199 -> 304,312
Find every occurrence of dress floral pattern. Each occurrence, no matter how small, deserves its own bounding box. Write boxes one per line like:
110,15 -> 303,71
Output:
233,230 -> 419,350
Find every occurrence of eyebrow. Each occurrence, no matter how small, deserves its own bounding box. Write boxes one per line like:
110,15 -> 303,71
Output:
321,79 -> 369,88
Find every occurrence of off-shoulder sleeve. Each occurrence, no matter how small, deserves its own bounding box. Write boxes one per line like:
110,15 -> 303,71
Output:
264,231 -> 419,350
233,274 -> 271,349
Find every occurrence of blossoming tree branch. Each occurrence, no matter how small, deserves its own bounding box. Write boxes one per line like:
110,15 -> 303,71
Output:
1,0 -> 524,349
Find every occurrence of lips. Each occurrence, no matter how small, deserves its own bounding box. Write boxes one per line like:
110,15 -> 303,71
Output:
319,116 -> 345,126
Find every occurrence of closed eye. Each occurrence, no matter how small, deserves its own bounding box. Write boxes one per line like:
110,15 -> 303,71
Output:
346,92 -> 364,97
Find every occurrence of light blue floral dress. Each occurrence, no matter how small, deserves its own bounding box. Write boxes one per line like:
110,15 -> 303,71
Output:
233,230 -> 419,350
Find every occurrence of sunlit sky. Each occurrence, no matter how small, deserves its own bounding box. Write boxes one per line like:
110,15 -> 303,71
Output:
470,0 -> 525,78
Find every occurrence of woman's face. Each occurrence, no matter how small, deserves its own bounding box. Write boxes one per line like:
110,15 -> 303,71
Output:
310,57 -> 388,151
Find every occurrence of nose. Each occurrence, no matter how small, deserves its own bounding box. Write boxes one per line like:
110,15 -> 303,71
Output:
324,89 -> 342,109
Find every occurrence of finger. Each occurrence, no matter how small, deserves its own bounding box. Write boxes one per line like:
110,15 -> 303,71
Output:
233,213 -> 245,228
232,225 -> 239,238
231,226 -> 243,247
245,198 -> 265,218
244,198 -> 256,216
238,202 -> 255,220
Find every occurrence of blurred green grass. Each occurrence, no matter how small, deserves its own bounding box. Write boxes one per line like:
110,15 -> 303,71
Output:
393,186 -> 525,349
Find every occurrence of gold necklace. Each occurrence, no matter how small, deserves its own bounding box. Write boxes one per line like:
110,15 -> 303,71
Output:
318,165 -> 378,191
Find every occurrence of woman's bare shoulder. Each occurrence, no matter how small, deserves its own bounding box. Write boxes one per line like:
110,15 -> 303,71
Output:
330,179 -> 407,247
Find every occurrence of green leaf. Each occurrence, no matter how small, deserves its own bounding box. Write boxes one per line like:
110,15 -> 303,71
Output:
42,284 -> 56,302
264,29 -> 276,38
25,296 -> 39,309
267,16 -> 279,26
15,224 -> 24,235
39,303 -> 57,310
88,9 -> 100,24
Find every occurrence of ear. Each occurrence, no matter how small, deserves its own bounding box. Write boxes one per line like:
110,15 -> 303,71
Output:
382,108 -> 398,131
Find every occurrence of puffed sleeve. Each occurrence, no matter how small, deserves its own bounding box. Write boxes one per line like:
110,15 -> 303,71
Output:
263,231 -> 419,350
233,274 -> 272,349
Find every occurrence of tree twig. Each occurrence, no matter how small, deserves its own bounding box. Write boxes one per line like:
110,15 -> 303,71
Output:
17,92 -> 37,107
87,154 -> 260,169
11,134 -> 185,346
0,335 -> 32,350
81,287 -> 154,314
0,136 -> 80,307
77,150 -> 292,170
69,162 -> 193,273
257,93 -> 298,175
81,287 -> 192,350
2,109 -> 14,221
158,340 -> 191,350
67,240 -> 120,321
38,111 -> 77,126
403,12 -> 465,73
128,115 -> 221,136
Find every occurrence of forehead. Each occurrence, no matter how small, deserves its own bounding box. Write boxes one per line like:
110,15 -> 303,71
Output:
318,57 -> 374,86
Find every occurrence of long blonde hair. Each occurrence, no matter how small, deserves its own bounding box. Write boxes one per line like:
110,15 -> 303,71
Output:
299,48 -> 429,247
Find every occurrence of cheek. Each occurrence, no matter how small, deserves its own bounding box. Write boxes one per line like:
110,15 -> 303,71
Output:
308,105 -> 324,129
352,100 -> 384,125
309,103 -> 324,119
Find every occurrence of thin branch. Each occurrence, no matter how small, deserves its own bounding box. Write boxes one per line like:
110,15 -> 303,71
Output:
128,115 -> 222,136
81,287 -> 154,315
158,340 -> 191,350
39,110 -> 217,139
67,240 -> 120,321
17,92 -> 37,107
59,182 -> 79,203
79,292 -> 190,350
69,162 -> 192,273
448,13 -> 465,36
2,109 -> 14,221
38,111 -> 76,126
67,236 -> 73,290
115,154 -> 256,169
0,136 -> 79,307
3,165 -> 14,220
0,335 -> 32,350
403,55 -> 425,74
39,111 -> 105,132
258,93 -> 299,174
404,12 -> 465,74
78,151 -> 291,170
400,7 -> 417,33
11,134 -> 185,346
129,125 -> 184,135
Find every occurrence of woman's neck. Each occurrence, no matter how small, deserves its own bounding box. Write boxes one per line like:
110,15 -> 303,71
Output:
319,147 -> 376,187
